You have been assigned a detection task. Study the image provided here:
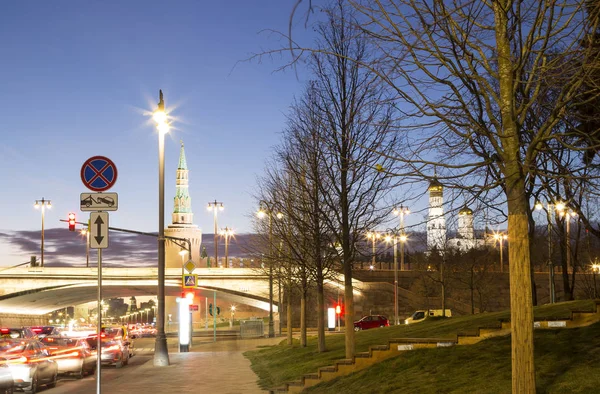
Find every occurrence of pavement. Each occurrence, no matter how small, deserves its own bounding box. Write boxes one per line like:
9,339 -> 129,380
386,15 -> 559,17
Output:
49,336 -> 283,394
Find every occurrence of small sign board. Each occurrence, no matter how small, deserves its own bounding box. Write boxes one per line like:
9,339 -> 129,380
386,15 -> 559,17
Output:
183,274 -> 197,288
80,192 -> 118,211
81,156 -> 118,192
184,259 -> 196,273
90,212 -> 109,249
189,305 -> 199,312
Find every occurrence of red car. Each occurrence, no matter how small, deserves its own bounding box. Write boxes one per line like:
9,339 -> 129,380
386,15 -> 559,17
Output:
353,315 -> 390,331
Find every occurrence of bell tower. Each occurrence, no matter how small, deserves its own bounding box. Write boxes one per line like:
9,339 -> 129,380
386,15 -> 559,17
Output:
165,141 -> 202,268
427,178 -> 446,251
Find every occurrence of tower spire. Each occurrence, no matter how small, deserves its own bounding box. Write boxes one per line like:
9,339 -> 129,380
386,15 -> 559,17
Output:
172,140 -> 193,224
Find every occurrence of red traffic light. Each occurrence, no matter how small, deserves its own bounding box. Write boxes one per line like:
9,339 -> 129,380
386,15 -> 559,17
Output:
68,212 -> 76,232
185,292 -> 194,302
335,305 -> 342,315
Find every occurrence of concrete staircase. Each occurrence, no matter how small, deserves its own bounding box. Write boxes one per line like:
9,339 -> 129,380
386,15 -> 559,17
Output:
269,301 -> 600,393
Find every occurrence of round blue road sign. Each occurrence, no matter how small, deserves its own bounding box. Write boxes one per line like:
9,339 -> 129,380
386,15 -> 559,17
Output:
81,156 -> 118,192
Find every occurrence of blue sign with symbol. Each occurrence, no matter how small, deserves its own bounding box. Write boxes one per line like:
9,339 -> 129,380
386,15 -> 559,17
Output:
81,156 -> 118,192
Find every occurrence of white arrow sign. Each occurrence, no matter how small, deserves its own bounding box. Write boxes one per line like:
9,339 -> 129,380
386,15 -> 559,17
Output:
90,212 -> 109,249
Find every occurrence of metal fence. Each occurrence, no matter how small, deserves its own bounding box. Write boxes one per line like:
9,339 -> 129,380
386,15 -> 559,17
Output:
240,320 -> 264,338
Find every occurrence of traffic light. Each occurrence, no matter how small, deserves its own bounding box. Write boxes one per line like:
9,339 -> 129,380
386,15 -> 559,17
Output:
209,303 -> 213,316
185,291 -> 194,302
335,304 -> 342,315
68,212 -> 76,231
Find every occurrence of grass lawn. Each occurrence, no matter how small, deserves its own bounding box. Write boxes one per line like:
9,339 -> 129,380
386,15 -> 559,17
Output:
244,300 -> 598,392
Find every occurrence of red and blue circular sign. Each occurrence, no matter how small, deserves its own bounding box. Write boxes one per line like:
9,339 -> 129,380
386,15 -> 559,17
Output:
81,156 -> 118,192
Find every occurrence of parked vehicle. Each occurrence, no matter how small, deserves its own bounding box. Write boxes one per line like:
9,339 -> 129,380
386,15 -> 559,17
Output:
0,356 -> 14,394
404,309 -> 452,325
0,338 -> 58,393
0,328 -> 36,339
353,315 -> 390,331
41,336 -> 95,378
85,336 -> 129,368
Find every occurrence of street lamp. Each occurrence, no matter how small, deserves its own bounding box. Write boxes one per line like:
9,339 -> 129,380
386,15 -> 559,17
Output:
207,200 -> 225,267
557,207 -> 577,274
535,200 -> 566,304
34,198 -> 51,267
385,231 -> 409,326
493,232 -> 508,273
257,201 -> 283,338
219,227 -> 234,268
592,261 -> 600,299
153,89 -> 170,367
366,231 -> 381,269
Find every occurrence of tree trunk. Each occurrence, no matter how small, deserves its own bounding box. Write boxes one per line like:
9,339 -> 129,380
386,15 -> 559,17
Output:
316,276 -> 326,352
495,1 -> 536,390
286,278 -> 292,346
470,268 -> 475,315
300,287 -> 307,347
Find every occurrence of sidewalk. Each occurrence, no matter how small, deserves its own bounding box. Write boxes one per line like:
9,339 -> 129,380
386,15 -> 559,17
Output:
52,336 -> 282,394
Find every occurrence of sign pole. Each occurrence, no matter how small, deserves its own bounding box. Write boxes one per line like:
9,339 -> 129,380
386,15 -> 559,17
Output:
96,248 -> 102,394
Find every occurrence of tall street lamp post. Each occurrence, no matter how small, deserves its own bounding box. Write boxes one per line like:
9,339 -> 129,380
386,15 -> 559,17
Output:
393,205 -> 410,271
153,89 -> 170,367
219,227 -> 234,268
257,202 -> 283,338
207,201 -> 224,267
385,231 -> 408,326
535,200 -> 570,304
366,232 -> 381,269
493,232 -> 508,273
34,198 -> 52,267
592,261 -> 600,299
558,206 -> 577,274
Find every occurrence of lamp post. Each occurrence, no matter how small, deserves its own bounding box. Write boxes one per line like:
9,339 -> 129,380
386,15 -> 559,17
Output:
393,205 -> 410,271
493,232 -> 508,273
34,198 -> 51,267
219,227 -> 234,268
385,231 -> 408,326
535,200 -> 563,303
557,206 -> 577,274
592,261 -> 600,299
207,201 -> 224,267
257,202 -> 283,338
366,231 -> 381,269
153,89 -> 170,367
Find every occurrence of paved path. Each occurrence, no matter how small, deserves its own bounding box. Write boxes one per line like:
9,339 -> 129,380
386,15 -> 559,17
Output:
46,337 -> 282,393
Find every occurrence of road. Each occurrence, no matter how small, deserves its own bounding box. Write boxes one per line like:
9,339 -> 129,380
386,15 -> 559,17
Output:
42,336 -> 279,394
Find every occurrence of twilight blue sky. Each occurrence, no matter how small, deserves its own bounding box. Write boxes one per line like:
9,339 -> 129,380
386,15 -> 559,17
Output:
0,1 -> 319,266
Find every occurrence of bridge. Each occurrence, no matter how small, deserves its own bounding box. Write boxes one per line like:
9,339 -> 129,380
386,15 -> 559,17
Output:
0,266 -> 276,315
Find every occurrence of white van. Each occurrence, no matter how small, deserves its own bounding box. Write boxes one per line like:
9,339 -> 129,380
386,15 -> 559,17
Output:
404,309 -> 452,325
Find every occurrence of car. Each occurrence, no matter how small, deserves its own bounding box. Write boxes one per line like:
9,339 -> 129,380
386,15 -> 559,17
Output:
28,326 -> 60,339
0,338 -> 58,393
102,326 -> 134,358
404,309 -> 452,325
353,315 -> 390,331
141,325 -> 157,337
85,336 -> 129,368
0,356 -> 15,394
0,328 -> 36,339
97,196 -> 114,206
40,336 -> 95,378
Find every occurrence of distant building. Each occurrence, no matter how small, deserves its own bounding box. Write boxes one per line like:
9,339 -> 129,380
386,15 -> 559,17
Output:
165,141 -> 202,268
427,179 -> 488,252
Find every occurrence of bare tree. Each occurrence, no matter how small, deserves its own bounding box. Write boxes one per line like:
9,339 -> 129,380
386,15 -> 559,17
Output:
285,1 -> 600,391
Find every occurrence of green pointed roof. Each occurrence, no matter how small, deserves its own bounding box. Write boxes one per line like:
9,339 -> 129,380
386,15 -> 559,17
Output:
178,140 -> 188,170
